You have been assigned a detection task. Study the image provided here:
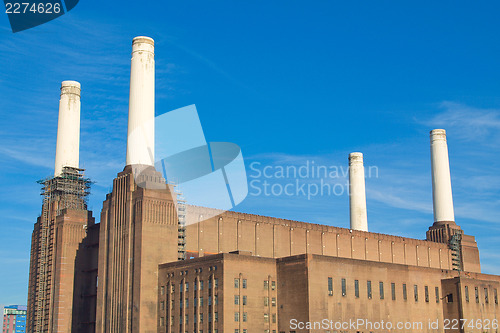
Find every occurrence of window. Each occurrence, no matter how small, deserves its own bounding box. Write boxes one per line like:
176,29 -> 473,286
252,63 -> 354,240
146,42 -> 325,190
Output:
494,288 -> 498,305
414,285 -> 418,302
215,278 -> 218,288
215,295 -> 219,305
234,312 -> 240,322
186,298 -> 189,308
465,286 -> 469,302
180,282 -> 184,292
235,295 -> 240,305
200,313 -> 203,323
195,279 -> 198,290
242,295 -> 247,305
160,316 -> 164,326
425,286 -> 429,302
271,297 -> 276,306
214,312 -> 218,322
264,313 -> 269,323
194,297 -> 198,307
342,278 -> 347,296
264,280 -> 269,289
243,312 -> 247,322
185,314 -> 189,324
272,313 -> 276,323
328,277 -> 333,295
367,281 -> 372,299
475,287 -> 479,303
379,282 -> 384,300
200,297 -> 204,307
161,286 -> 165,295
242,279 -> 247,289
208,297 -> 212,306
264,297 -> 269,306
235,330 -> 239,333
391,283 -> 396,301
160,301 -> 165,310
209,280 -> 213,289
186,282 -> 189,292
403,284 -> 407,301
200,281 -> 204,290
435,287 -> 440,303
272,281 -> 276,290
234,279 -> 239,288
243,330 -> 248,333
485,288 -> 489,303
354,280 -> 359,298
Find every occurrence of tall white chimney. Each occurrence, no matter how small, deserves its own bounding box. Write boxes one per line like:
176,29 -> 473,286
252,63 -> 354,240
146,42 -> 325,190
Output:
54,80 -> 81,176
349,152 -> 368,232
126,36 -> 155,166
430,129 -> 455,223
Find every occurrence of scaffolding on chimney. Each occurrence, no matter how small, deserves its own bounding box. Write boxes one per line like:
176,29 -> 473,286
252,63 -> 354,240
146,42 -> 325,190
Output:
449,229 -> 463,271
169,181 -> 186,261
33,166 -> 91,332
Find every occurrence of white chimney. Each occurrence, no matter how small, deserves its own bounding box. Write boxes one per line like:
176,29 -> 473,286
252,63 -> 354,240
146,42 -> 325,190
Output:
349,152 -> 368,232
54,81 -> 81,176
430,129 -> 455,223
126,36 -> 155,166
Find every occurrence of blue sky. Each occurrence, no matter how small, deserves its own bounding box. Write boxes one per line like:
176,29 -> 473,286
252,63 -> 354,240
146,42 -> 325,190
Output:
1,0 -> 500,309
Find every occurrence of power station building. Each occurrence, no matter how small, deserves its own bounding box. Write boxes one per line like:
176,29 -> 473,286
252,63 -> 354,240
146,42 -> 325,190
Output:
26,37 -> 500,333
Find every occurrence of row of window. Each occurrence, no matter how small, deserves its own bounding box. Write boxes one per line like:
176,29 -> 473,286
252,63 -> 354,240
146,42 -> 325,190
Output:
464,286 -> 499,304
164,266 -> 218,278
160,278 -> 219,295
160,295 -> 219,311
328,278 -> 440,302
160,312 -> 218,326
234,279 -> 277,290
233,295 -> 277,307
233,312 -> 276,323
327,278 -> 499,305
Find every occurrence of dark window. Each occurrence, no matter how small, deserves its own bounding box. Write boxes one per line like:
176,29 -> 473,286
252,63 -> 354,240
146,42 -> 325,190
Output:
242,295 -> 247,305
379,282 -> 384,300
414,285 -> 418,302
354,280 -> 359,298
234,312 -> 239,322
243,312 -> 247,322
234,295 -> 239,305
403,284 -> 407,301
272,281 -> 276,290
485,288 -> 489,303
494,288 -> 498,304
475,287 -> 479,303
341,278 -> 347,296
271,297 -> 276,306
435,287 -> 440,303
425,286 -> 429,302
391,283 -> 396,301
367,281 -> 372,299
234,279 -> 239,288
264,280 -> 269,289
242,279 -> 247,289
465,286 -> 469,302
328,277 -> 333,295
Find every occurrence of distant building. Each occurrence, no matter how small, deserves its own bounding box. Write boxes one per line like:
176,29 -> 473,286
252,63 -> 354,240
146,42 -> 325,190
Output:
2,305 -> 27,333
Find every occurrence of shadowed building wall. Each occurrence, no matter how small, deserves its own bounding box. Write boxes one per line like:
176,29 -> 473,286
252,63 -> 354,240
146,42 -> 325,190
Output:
95,166 -> 178,333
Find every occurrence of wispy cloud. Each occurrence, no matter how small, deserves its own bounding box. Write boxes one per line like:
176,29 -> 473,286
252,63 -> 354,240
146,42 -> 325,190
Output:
423,101 -> 500,145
